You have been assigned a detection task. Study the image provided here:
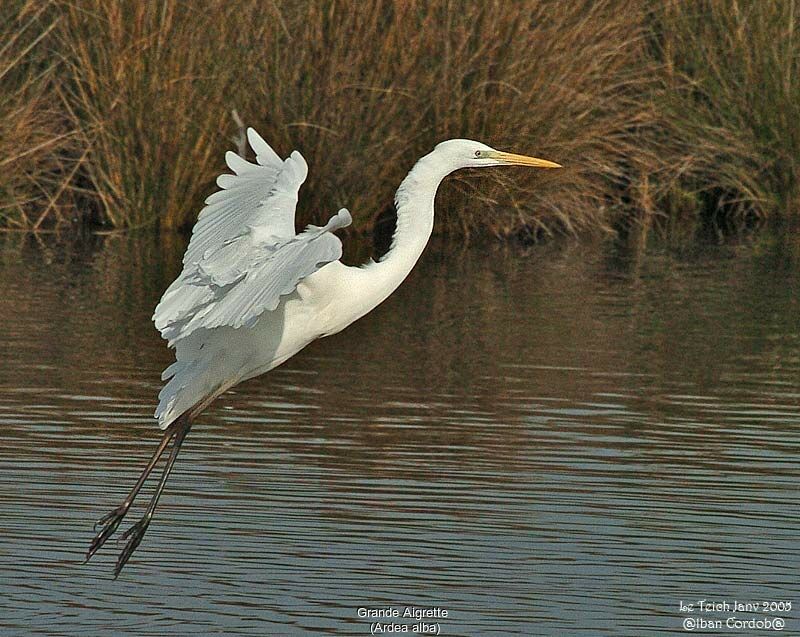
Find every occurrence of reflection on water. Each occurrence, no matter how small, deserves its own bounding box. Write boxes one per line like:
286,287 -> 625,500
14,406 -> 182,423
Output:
0,232 -> 798,636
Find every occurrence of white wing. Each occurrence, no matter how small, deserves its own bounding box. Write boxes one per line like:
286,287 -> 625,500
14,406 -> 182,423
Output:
153,128 -> 351,347
182,128 -> 299,266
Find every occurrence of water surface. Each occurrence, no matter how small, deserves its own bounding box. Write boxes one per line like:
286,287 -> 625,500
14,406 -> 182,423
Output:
0,232 -> 798,636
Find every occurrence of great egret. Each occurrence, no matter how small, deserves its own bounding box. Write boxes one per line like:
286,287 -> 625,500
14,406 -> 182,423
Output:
85,128 -> 560,576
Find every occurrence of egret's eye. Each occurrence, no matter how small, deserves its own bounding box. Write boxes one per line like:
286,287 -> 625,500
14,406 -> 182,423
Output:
474,150 -> 482,158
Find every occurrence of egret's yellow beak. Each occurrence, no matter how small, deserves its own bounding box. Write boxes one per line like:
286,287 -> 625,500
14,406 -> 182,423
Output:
490,151 -> 562,169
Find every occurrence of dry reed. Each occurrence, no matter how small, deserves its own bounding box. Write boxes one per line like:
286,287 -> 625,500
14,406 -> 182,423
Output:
2,0 -> 798,238
652,0 -> 800,223
0,1 -> 76,229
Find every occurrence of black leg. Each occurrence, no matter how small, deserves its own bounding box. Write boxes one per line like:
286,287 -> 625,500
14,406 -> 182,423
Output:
113,418 -> 192,578
86,420 -> 181,563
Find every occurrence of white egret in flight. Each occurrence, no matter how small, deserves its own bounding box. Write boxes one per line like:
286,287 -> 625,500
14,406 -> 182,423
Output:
86,128 -> 560,576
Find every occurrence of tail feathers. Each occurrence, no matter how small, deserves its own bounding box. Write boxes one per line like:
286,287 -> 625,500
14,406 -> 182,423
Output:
155,359 -> 211,429
155,326 -> 250,430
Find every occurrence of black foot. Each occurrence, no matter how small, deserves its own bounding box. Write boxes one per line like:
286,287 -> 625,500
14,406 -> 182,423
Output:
114,516 -> 151,578
86,504 -> 129,563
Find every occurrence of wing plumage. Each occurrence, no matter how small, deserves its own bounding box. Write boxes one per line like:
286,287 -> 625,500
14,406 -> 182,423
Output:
153,128 -> 351,348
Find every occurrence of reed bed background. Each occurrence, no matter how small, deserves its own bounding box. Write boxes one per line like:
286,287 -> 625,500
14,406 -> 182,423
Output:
1,0 -> 798,240
1,1 -> 76,229
653,0 -> 800,224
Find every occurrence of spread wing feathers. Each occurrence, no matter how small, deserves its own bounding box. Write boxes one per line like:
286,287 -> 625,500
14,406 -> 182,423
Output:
182,127 -> 304,268
153,128 -> 352,347
156,209 -> 351,345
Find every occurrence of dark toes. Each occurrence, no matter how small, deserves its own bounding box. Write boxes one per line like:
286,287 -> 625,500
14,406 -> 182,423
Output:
93,505 -> 125,531
86,505 -> 128,562
113,518 -> 151,578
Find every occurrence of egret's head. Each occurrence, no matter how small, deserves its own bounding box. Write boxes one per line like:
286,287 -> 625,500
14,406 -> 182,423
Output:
433,139 -> 562,172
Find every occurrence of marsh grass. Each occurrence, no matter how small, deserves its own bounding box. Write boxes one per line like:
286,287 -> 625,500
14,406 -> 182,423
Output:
2,0 -> 799,237
653,0 -> 800,223
235,0 -> 662,239
54,0 -> 662,236
0,1 -> 76,229
57,1 -> 264,228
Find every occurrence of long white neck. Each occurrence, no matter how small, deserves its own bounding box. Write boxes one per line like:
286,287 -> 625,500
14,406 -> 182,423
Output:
321,145 -> 481,336
366,151 -> 451,288
324,151 -> 453,334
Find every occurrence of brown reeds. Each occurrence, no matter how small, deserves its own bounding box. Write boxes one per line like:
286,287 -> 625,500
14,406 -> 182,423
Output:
238,0 -> 662,239
1,0 -> 798,237
56,0 -> 263,229
0,1 -> 76,229
652,0 -> 800,223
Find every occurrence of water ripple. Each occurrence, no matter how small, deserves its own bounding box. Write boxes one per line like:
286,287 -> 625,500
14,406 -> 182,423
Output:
0,236 -> 798,635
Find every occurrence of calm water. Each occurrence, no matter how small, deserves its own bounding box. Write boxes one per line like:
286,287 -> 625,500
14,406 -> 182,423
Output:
0,232 -> 798,636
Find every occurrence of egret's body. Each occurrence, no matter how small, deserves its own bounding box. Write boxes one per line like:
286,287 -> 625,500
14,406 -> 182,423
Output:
86,129 -> 559,576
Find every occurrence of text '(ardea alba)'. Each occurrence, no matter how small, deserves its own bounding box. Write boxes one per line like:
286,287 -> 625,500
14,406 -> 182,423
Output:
86,129 -> 561,576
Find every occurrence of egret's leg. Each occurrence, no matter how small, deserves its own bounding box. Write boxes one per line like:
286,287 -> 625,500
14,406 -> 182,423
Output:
86,421 -> 180,562
114,418 -> 192,578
